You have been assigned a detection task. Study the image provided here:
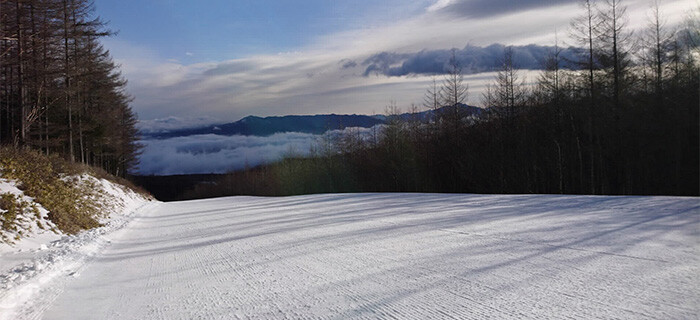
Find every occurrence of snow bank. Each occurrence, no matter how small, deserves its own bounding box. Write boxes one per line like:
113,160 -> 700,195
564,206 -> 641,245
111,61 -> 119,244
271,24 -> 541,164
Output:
0,175 -> 154,319
0,179 -> 59,255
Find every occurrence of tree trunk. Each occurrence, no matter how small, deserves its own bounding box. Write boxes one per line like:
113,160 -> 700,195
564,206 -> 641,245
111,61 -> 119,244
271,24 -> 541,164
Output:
63,0 -> 74,161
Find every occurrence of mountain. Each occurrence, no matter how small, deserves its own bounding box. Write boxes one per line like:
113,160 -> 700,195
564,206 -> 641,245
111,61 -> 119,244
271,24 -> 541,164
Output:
143,114 -> 383,139
141,104 -> 483,139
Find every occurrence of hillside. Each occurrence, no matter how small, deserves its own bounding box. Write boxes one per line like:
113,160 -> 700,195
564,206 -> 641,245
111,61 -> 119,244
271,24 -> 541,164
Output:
0,148 -> 153,273
1,193 -> 697,319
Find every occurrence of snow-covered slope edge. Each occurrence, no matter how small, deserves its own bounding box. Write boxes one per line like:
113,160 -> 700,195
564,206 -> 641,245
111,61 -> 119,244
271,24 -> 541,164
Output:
0,174 -> 156,319
0,178 -> 58,251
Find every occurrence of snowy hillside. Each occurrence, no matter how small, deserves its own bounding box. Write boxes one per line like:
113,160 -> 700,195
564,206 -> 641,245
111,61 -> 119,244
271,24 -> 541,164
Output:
0,175 -> 149,250
1,193 -> 697,319
0,172 -> 153,318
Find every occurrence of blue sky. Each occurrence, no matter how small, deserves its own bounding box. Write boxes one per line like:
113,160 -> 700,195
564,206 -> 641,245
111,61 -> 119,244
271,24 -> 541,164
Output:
96,0 -> 428,62
94,0 -> 695,124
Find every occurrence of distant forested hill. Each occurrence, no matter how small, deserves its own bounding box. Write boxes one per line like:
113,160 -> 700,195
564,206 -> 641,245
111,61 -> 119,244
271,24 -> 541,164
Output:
141,104 -> 482,139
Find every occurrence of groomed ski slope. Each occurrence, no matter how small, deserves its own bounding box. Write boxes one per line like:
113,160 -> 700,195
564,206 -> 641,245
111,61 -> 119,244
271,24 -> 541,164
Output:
11,194 -> 700,319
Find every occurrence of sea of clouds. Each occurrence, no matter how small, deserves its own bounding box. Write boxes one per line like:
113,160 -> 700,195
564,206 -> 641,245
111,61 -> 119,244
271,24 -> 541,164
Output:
135,126 -> 380,175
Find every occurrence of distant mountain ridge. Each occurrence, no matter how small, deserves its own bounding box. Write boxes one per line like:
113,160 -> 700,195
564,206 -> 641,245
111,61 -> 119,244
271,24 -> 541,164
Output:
142,104 -> 482,139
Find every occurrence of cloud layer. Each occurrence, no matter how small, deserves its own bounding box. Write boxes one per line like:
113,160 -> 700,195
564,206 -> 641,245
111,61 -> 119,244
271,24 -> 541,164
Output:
137,132 -> 319,175
136,126 -> 380,175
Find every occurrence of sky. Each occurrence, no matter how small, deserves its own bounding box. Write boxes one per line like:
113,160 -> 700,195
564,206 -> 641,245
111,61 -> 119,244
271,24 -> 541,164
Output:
94,0 -> 696,125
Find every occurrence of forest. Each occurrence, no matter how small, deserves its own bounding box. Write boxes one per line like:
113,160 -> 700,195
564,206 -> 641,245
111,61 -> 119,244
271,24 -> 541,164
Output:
0,0 -> 139,177
182,1 -> 699,198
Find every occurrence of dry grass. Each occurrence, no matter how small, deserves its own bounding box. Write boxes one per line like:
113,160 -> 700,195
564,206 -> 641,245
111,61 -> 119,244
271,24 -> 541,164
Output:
0,147 -> 149,234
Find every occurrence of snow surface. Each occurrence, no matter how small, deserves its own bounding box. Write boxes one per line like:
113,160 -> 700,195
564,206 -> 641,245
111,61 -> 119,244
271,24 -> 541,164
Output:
2,193 -> 699,319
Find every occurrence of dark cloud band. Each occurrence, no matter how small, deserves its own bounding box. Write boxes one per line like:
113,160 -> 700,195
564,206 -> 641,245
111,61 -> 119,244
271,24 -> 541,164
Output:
360,43 -> 582,77
437,0 -> 580,18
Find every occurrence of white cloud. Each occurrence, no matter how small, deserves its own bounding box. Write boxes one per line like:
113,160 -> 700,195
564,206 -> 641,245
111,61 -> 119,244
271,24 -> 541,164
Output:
137,132 -> 319,175
135,126 -> 382,175
427,0 -> 454,12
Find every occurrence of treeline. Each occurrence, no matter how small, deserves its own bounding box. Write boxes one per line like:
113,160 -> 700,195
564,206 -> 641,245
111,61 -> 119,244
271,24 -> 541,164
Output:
0,0 -> 138,176
185,0 -> 699,198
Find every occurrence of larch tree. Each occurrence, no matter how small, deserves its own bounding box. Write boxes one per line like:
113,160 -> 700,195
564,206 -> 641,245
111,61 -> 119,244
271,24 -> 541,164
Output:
596,0 -> 633,193
570,0 -> 601,193
0,0 -> 140,177
439,49 -> 468,129
484,46 -> 527,122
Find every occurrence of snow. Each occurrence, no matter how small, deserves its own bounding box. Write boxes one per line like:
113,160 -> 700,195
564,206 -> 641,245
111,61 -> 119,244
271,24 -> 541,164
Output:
0,179 -> 60,256
0,176 -> 152,319
1,193 -> 699,319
